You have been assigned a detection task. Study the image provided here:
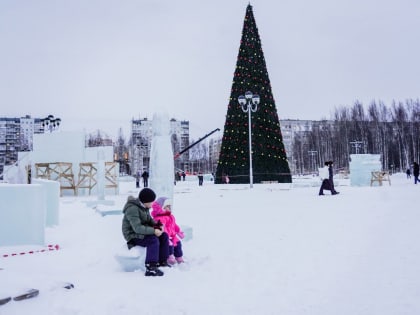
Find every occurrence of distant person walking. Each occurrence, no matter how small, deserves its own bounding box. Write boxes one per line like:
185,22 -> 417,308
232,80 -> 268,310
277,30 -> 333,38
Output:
224,174 -> 230,184
319,161 -> 339,195
406,168 -> 411,179
198,172 -> 204,186
181,171 -> 186,181
413,162 -> 419,184
328,161 -> 339,195
141,170 -> 149,187
135,171 -> 140,188
318,162 -> 331,195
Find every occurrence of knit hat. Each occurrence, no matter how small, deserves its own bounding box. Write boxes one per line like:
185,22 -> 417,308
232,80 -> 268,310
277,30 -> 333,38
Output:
155,197 -> 167,207
138,188 -> 156,203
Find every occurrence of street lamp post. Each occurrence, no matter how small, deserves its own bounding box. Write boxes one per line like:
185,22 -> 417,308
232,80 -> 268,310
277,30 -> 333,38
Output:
238,91 -> 260,188
41,115 -> 61,133
350,140 -> 364,154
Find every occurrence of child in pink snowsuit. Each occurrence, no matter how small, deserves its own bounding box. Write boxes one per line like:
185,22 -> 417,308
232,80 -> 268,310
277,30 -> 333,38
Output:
151,197 -> 185,265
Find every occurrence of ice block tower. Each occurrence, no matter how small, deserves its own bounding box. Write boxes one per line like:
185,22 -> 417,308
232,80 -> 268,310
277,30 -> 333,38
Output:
149,112 -> 174,204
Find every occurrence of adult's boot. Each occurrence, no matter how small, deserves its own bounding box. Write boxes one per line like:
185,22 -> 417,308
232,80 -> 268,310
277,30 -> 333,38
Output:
145,262 -> 164,277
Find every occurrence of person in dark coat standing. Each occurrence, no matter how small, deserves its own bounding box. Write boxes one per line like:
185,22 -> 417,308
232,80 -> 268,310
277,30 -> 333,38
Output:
198,172 -> 204,186
413,162 -> 419,184
122,188 -> 170,276
141,170 -> 149,187
406,168 -> 411,179
319,161 -> 331,195
328,161 -> 339,195
135,171 -> 140,188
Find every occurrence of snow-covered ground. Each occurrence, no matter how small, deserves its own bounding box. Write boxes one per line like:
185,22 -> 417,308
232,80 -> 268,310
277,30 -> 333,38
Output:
1,173 -> 419,315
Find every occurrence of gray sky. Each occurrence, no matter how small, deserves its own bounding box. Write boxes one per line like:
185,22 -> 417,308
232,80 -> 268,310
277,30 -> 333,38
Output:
1,0 -> 419,139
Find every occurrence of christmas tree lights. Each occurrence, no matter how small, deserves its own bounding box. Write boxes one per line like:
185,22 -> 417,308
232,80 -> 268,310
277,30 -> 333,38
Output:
215,4 -> 291,184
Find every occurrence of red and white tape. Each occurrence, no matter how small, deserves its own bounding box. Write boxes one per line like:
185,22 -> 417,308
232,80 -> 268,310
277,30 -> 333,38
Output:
2,244 -> 60,258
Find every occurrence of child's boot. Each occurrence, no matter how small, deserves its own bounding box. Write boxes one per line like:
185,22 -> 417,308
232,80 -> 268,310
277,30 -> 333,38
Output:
167,254 -> 176,265
176,256 -> 184,264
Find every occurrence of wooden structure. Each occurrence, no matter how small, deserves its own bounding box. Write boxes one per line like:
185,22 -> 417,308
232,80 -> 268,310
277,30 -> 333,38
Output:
35,161 -> 118,196
370,171 -> 391,186
76,162 -> 118,194
76,163 -> 97,195
105,162 -> 118,194
35,162 -> 77,195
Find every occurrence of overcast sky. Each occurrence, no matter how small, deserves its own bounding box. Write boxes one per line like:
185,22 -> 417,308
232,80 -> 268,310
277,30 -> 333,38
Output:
1,0 -> 419,139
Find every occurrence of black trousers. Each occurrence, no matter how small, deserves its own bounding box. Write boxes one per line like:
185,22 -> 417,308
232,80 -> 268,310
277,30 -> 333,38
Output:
128,232 -> 169,264
319,179 -> 331,195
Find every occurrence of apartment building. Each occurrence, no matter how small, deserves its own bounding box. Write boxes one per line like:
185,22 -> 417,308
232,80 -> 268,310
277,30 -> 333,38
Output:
208,137 -> 222,173
130,118 -> 190,175
0,115 -> 57,176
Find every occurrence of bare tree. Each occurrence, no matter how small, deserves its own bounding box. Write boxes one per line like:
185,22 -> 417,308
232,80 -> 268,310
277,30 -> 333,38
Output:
291,99 -> 420,174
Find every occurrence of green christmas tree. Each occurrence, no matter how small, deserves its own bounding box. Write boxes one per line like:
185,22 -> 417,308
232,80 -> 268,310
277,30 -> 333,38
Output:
215,4 -> 291,184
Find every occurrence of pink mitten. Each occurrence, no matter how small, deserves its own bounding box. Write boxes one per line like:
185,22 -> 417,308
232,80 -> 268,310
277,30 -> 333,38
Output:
178,231 -> 185,239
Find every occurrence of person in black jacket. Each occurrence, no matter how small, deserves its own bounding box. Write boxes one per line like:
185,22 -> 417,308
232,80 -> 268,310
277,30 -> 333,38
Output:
413,161 -> 419,184
328,161 -> 339,195
141,170 -> 149,187
135,171 -> 140,188
198,172 -> 204,186
319,161 -> 331,195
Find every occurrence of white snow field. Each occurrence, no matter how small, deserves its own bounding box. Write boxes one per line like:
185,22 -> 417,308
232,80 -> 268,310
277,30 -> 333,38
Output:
1,173 -> 419,315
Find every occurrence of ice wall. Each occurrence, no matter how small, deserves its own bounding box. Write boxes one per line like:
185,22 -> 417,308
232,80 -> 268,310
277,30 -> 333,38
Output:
31,131 -> 86,176
32,178 -> 60,227
349,154 -> 382,186
0,184 -> 45,246
2,164 -> 26,184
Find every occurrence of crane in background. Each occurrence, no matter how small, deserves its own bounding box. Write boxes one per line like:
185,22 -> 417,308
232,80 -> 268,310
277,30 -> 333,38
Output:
174,128 -> 220,160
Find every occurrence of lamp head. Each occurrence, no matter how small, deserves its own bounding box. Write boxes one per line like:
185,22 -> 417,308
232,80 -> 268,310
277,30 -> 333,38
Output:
238,95 -> 246,106
252,94 -> 260,105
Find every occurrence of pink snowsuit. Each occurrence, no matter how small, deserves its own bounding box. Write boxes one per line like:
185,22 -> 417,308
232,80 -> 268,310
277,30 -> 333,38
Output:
151,201 -> 182,247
